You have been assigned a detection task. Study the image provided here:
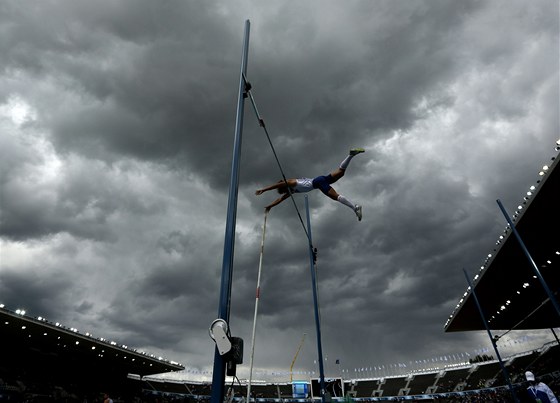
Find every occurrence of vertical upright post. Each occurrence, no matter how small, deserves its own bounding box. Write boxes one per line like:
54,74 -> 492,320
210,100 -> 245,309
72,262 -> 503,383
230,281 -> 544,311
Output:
462,269 -> 519,403
305,196 -> 326,403
211,20 -> 250,403
496,199 -> 560,318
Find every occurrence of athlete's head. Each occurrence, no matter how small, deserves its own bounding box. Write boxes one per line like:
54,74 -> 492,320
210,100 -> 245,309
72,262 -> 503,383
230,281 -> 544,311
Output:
276,180 -> 289,194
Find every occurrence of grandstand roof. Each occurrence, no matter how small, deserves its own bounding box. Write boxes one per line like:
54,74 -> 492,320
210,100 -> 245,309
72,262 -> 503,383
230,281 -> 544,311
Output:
0,306 -> 184,377
445,151 -> 560,332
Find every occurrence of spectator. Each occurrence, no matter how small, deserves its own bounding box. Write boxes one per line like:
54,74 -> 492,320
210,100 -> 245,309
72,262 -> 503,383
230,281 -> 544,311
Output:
525,371 -> 558,403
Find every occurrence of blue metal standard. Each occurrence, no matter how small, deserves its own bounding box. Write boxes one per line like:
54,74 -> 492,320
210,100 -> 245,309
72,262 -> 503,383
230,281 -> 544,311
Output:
210,20 -> 250,403
462,268 -> 519,403
305,196 -> 326,403
496,199 -> 560,318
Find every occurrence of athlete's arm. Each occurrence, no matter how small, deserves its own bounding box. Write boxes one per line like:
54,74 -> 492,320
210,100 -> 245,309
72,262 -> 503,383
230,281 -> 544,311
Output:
256,179 -> 295,195
265,193 -> 290,212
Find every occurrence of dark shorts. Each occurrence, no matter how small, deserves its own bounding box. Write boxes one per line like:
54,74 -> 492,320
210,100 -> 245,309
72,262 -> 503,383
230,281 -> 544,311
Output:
312,174 -> 335,195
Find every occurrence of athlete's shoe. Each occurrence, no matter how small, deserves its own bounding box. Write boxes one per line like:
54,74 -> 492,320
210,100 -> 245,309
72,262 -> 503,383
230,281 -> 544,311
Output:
354,205 -> 362,221
350,148 -> 365,156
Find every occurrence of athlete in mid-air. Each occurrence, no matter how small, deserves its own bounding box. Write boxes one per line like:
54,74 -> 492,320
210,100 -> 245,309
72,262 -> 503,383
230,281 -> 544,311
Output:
255,148 -> 365,221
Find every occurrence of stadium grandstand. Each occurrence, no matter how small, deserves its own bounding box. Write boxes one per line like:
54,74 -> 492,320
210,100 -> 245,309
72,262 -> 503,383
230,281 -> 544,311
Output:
0,305 -> 183,401
1,144 -> 558,402
445,146 -> 560,333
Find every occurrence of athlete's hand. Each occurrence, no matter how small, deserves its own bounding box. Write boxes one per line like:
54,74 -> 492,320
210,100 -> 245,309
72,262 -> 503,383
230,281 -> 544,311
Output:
255,189 -> 264,195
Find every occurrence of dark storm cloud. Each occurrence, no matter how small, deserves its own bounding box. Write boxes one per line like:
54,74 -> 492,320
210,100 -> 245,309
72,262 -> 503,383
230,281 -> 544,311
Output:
0,155 -> 165,241
0,269 -> 74,317
1,0 -> 558,378
2,1 -> 242,185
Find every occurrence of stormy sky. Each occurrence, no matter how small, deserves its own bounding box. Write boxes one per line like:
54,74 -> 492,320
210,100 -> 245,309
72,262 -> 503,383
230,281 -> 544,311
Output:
1,0 -> 558,380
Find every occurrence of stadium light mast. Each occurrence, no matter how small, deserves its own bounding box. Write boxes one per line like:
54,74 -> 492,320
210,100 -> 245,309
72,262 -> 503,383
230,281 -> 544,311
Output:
210,20 -> 250,403
463,268 -> 519,403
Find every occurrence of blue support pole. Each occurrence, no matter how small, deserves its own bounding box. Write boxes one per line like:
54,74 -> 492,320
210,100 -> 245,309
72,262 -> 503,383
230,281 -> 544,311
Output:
462,268 -> 519,403
496,199 -> 560,318
305,196 -> 326,403
210,20 -> 250,403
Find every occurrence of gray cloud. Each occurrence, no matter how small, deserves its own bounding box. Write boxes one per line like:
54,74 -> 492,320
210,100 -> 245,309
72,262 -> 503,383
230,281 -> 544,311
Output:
1,0 -> 558,378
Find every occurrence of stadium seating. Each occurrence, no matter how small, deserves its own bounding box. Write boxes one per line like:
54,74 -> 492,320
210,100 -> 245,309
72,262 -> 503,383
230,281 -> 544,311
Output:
434,367 -> 471,392
250,383 -> 281,399
349,379 -> 377,397
498,350 -> 540,384
530,343 -> 560,375
277,383 -> 293,397
407,373 -> 438,395
377,376 -> 408,397
465,361 -> 502,389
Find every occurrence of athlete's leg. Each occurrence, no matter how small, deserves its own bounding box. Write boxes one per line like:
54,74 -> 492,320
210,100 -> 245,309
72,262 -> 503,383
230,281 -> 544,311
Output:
326,187 -> 339,201
330,148 -> 365,182
329,168 -> 345,183
340,148 -> 365,169
327,188 -> 362,221
327,188 -> 356,209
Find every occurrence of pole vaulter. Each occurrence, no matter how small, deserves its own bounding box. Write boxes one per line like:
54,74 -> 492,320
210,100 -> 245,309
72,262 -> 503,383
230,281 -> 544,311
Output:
210,20 -> 364,403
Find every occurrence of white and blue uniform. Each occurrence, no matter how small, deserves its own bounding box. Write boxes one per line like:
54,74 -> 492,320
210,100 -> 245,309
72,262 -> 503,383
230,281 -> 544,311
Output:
291,175 -> 336,195
292,178 -> 314,193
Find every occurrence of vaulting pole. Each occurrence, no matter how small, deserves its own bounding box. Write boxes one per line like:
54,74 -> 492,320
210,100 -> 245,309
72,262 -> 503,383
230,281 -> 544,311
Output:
463,268 -> 519,403
247,211 -> 269,402
496,199 -> 560,318
305,196 -> 326,403
211,20 -> 250,403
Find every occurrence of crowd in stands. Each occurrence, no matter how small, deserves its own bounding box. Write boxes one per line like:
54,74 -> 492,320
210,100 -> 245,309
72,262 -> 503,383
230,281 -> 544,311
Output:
0,344 -> 557,402
133,344 -> 560,402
